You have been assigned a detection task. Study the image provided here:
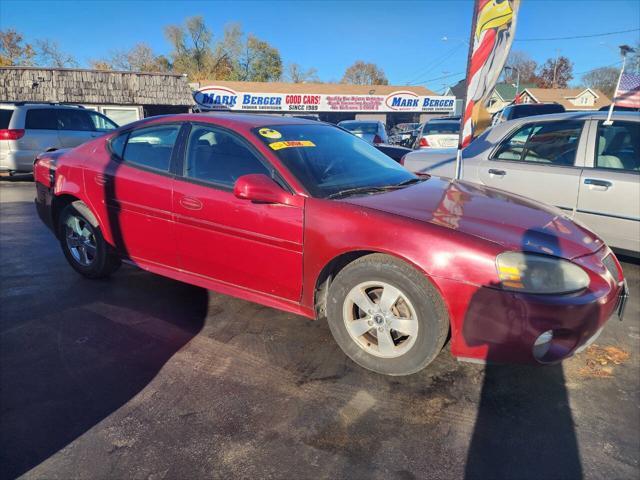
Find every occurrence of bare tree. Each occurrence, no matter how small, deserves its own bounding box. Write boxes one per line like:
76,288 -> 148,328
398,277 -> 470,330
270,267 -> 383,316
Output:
0,28 -> 36,66
504,50 -> 539,84
285,63 -> 319,83
581,67 -> 619,98
341,61 -> 388,85
35,39 -> 78,68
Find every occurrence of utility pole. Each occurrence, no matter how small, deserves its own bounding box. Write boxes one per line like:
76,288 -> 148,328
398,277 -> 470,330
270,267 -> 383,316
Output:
552,48 -> 560,88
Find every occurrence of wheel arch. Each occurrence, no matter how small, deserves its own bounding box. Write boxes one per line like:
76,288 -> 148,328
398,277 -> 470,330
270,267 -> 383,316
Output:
312,249 -> 447,320
51,194 -> 81,237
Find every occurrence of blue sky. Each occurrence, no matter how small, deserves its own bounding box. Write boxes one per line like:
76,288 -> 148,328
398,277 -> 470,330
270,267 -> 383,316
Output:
2,0 -> 639,91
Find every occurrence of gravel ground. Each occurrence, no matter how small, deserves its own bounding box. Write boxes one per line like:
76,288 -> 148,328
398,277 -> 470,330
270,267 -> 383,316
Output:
1,177 -> 638,480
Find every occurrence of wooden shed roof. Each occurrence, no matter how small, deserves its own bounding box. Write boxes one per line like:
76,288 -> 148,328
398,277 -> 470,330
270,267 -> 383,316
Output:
0,67 -> 194,106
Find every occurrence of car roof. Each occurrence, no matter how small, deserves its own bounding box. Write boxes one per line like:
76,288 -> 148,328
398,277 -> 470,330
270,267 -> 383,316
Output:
338,120 -> 379,124
0,102 -> 87,110
503,110 -> 639,124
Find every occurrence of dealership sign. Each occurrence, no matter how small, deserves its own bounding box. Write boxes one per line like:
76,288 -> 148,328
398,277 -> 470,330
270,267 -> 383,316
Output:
193,86 -> 455,113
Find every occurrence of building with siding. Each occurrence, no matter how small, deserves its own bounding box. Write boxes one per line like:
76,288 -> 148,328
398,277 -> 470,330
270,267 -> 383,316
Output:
0,67 -> 194,125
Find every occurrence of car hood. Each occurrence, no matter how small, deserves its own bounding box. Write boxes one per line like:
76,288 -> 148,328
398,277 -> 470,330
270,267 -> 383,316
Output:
341,176 -> 603,259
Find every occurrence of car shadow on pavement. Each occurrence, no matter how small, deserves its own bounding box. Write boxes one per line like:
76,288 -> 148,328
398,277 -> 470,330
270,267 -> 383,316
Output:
0,198 -> 209,479
463,228 -> 585,479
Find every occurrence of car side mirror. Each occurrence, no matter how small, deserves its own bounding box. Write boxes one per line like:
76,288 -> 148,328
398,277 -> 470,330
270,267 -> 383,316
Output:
233,174 -> 295,205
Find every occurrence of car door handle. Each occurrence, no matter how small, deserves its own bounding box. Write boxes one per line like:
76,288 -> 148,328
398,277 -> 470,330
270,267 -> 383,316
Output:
488,169 -> 506,177
584,178 -> 612,190
179,196 -> 203,211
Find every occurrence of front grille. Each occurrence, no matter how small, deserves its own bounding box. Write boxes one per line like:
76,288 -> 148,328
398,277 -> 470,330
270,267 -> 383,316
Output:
603,253 -> 620,280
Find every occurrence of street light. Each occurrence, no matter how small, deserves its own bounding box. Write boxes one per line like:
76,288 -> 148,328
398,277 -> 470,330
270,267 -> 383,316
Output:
503,66 -> 520,103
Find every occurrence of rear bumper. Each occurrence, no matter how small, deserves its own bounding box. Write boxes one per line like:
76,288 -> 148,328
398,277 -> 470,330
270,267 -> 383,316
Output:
35,183 -> 56,235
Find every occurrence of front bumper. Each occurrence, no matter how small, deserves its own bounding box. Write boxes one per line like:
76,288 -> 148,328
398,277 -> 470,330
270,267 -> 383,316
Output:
441,246 -> 626,364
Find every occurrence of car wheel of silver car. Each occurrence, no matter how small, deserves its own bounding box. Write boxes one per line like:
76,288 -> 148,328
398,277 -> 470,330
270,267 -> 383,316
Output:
58,201 -> 120,279
326,253 -> 449,376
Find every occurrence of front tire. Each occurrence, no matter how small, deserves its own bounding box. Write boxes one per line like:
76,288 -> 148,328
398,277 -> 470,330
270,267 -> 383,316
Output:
58,201 -> 120,279
326,254 -> 449,376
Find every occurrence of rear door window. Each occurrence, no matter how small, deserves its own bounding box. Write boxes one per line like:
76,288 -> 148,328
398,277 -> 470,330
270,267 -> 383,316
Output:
57,109 -> 95,131
0,109 -> 13,129
594,121 -> 639,171
25,109 -> 59,130
122,125 -> 180,172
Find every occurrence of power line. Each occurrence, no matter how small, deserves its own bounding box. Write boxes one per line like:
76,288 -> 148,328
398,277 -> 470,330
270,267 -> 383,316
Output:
404,43 -> 465,85
515,27 -> 639,42
575,61 -> 622,76
411,71 -> 465,86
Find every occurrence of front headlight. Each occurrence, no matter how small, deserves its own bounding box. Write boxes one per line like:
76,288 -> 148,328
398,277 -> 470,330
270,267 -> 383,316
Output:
496,252 -> 590,294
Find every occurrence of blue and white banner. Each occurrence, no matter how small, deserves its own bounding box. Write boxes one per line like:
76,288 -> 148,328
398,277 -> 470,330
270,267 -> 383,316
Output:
193,86 -> 455,113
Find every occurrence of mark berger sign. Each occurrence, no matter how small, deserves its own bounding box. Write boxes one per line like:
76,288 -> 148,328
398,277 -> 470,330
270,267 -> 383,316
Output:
193,86 -> 455,113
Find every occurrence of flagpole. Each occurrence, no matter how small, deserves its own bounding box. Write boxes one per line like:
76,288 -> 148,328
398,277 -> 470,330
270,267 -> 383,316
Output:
455,0 -> 480,180
604,46 -> 630,125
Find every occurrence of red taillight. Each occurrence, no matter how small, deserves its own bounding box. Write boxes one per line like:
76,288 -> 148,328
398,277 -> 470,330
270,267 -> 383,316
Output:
419,136 -> 429,148
0,129 -> 25,140
373,134 -> 383,144
399,154 -> 407,165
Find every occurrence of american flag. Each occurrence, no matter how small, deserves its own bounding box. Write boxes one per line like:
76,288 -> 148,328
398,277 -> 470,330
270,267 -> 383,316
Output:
614,73 -> 640,108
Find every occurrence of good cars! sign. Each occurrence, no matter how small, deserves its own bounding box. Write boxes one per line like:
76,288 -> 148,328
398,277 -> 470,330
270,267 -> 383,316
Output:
194,86 -> 455,113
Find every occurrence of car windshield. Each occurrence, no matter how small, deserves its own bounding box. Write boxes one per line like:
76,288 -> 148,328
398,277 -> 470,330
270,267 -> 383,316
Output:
424,121 -> 459,134
253,123 -> 416,198
339,122 -> 378,134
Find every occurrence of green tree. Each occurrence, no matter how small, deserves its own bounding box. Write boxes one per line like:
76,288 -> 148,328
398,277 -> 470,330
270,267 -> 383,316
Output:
0,28 -> 36,66
581,66 -> 619,98
165,16 -> 216,80
341,61 -> 388,85
236,35 -> 282,82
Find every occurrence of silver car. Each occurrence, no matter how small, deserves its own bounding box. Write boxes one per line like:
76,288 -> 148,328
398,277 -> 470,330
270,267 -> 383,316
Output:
402,111 -> 640,254
0,103 -> 118,174
337,120 -> 388,144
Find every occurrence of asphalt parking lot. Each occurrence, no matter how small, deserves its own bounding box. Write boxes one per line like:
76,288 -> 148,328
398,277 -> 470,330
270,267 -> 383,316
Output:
1,176 -> 638,480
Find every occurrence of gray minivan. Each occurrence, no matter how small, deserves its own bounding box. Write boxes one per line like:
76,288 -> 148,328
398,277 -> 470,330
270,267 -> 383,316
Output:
0,103 -> 118,174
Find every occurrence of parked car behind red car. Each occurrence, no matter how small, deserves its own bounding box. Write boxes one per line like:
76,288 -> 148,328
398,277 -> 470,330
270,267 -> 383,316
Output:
34,114 -> 628,375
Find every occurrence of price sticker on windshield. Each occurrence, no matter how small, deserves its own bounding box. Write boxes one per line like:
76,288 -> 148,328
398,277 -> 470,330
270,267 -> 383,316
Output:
258,128 -> 282,139
269,140 -> 316,151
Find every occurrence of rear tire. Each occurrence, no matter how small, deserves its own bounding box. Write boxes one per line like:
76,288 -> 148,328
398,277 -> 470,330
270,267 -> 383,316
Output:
58,201 -> 120,279
326,254 -> 449,376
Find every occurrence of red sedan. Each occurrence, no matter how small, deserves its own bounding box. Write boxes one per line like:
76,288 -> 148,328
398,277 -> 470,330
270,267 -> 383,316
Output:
34,114 -> 628,375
